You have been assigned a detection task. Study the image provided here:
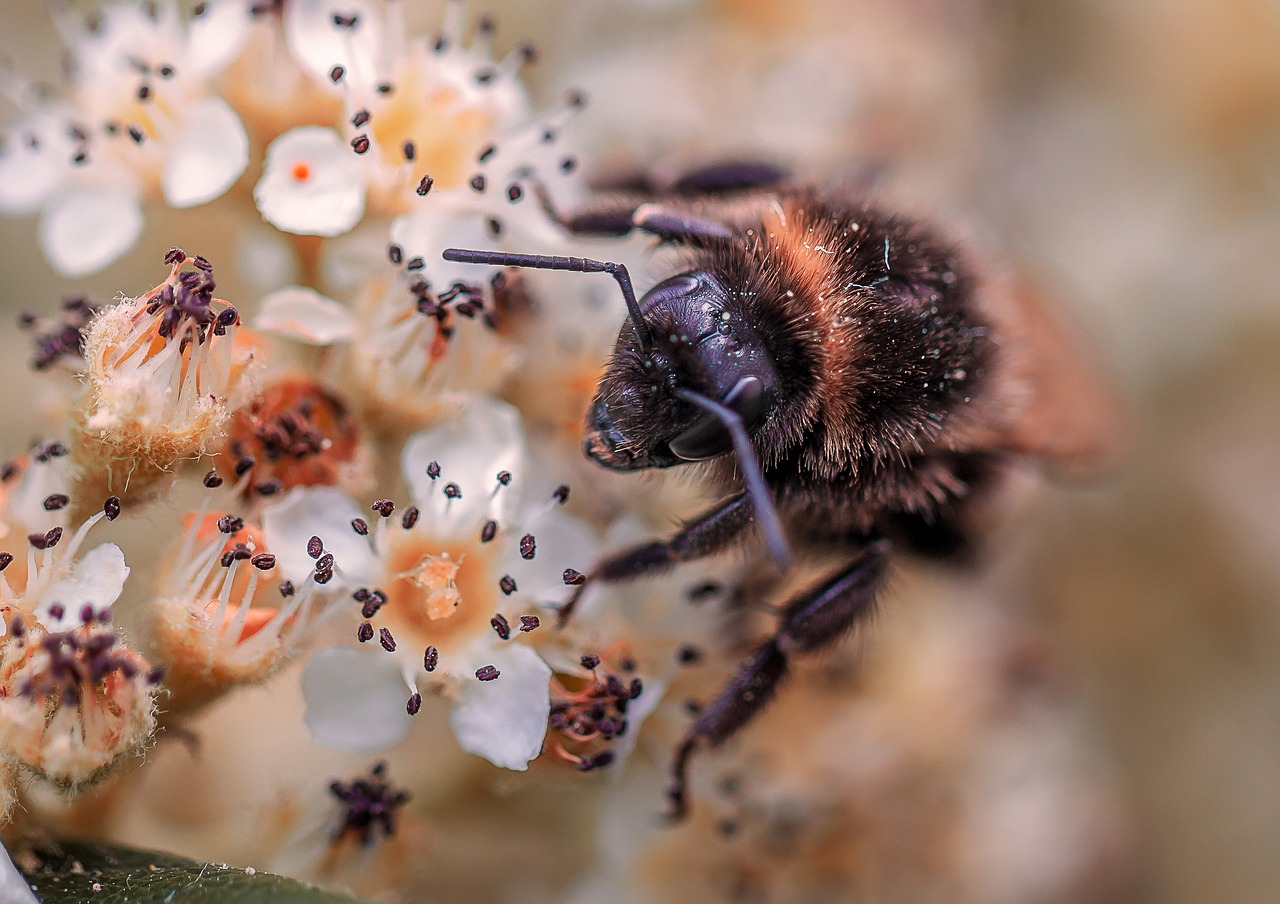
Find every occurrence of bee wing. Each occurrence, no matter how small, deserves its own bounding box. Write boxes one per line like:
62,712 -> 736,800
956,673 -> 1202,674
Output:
995,279 -> 1128,479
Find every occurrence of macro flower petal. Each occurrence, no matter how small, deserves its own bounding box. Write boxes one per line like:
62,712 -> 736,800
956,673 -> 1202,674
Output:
254,126 -> 367,236
401,397 -> 528,530
38,187 -> 143,277
0,118 -> 66,215
185,0 -> 255,79
388,207 -> 498,290
262,486 -> 379,586
302,646 -> 413,751
501,507 -> 600,609
255,286 -> 358,345
39,542 -> 130,628
283,0 -> 384,88
449,642 -> 551,770
162,97 -> 250,208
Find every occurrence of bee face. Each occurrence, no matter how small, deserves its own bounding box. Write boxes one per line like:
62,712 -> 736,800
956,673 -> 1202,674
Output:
584,270 -> 779,471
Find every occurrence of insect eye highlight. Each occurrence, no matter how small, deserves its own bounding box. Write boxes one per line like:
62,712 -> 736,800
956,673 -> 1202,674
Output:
668,376 -> 766,461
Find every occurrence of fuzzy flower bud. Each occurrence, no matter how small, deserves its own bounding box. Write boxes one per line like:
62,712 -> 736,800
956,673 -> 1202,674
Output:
71,250 -> 257,516
149,508 -> 342,716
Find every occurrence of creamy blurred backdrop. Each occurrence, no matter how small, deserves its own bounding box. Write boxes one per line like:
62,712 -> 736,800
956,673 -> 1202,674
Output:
2,1 -> 1278,902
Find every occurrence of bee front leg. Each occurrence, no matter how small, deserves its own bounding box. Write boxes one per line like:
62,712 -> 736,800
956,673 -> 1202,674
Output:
666,538 -> 892,820
557,492 -> 754,626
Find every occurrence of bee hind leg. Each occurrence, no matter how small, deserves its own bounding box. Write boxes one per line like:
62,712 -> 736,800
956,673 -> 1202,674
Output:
557,492 -> 754,627
665,538 -> 892,821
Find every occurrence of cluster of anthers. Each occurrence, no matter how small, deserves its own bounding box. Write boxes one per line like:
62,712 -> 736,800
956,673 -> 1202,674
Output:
74,247 -> 255,509
548,649 -> 646,773
0,485 -> 160,802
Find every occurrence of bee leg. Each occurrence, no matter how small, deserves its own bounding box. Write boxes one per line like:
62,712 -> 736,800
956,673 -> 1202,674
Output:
668,160 -> 789,194
557,492 -> 754,626
665,538 -> 892,820
562,201 -> 733,244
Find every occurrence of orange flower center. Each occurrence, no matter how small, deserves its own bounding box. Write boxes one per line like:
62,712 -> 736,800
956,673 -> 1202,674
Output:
382,532 -> 498,650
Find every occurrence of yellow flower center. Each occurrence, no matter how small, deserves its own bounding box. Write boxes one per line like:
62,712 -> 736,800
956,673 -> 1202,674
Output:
384,532 -> 497,650
406,552 -> 463,621
370,66 -> 498,190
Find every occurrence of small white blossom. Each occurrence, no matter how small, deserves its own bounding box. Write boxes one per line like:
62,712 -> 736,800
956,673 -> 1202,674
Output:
0,492 -> 158,790
263,397 -> 599,769
0,1 -> 253,274
73,249 -> 257,509
255,0 -> 586,235
148,505 -> 343,713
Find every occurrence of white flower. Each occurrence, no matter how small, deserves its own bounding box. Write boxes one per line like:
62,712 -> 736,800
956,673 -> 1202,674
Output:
254,0 -> 586,233
254,126 -> 368,236
263,397 -> 600,769
0,441 -> 73,549
344,219 -> 521,429
148,505 -> 344,713
0,489 -> 156,790
73,249 -> 257,509
0,1 -> 252,275
0,487 -> 128,635
254,285 -> 358,345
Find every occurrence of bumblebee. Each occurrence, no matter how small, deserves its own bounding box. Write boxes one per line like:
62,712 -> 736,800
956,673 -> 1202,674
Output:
446,164 -> 1117,817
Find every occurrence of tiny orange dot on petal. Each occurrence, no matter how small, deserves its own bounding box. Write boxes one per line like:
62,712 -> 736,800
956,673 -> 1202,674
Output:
291,162 -> 311,181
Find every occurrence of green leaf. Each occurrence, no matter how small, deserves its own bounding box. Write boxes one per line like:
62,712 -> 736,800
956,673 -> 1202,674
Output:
19,838 -> 369,904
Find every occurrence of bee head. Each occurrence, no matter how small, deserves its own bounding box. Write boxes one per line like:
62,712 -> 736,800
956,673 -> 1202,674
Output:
441,245 -> 792,570
586,270 -> 779,471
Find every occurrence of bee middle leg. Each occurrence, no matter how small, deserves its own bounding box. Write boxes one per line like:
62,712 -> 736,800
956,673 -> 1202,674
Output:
558,492 -> 754,626
666,538 -> 892,820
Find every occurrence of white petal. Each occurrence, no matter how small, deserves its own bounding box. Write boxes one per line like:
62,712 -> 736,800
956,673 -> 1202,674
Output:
502,507 -> 600,608
302,646 -> 412,751
0,118 -> 66,214
185,0 -> 254,79
38,188 -> 143,277
162,97 -> 249,208
235,224 -> 299,292
449,643 -> 551,770
3,446 -> 72,533
0,841 -> 38,904
255,286 -> 357,345
283,0 -> 384,88
254,127 -> 366,236
389,207 -> 498,290
262,486 -> 379,586
40,543 -> 130,628
401,397 -> 529,531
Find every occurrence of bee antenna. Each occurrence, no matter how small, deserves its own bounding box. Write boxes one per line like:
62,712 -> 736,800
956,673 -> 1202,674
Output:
674,388 -> 792,571
442,248 -> 653,351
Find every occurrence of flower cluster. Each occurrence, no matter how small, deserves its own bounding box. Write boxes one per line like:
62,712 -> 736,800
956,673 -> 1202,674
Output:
0,3 -> 1131,904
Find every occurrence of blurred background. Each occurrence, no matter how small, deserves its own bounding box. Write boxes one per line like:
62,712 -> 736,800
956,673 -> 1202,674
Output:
2,1 -> 1278,902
